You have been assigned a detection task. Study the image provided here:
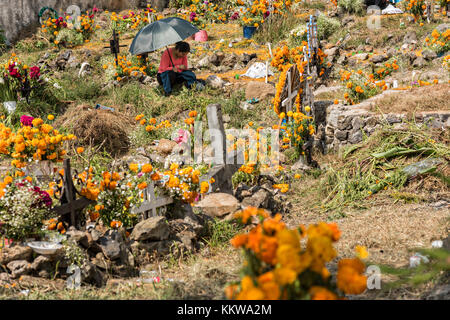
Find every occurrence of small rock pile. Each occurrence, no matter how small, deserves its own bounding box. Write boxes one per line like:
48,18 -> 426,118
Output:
0,202 -> 212,288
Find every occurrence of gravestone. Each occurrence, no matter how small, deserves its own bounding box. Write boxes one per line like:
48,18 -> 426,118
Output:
204,104 -> 240,194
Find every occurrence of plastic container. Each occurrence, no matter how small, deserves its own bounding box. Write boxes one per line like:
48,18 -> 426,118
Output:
95,104 -> 115,112
243,26 -> 257,39
194,30 -> 208,42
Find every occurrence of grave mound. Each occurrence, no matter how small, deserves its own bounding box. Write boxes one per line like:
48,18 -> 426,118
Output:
55,104 -> 133,156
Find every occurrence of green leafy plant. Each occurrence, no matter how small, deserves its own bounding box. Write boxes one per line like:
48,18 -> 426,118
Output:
338,0 -> 365,16
0,179 -> 54,240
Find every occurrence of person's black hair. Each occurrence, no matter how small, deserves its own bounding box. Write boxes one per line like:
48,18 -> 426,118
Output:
175,41 -> 190,53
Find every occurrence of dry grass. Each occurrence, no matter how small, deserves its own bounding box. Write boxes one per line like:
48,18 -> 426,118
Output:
55,104 -> 135,156
372,84 -> 450,115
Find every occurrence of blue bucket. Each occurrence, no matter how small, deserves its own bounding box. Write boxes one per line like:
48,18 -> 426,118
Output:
243,26 -> 257,39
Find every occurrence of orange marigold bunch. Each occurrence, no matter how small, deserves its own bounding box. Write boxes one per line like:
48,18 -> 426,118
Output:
226,211 -> 367,300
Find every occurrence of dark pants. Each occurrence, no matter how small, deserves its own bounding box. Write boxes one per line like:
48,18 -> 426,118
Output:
157,70 -> 197,94
365,0 -> 388,10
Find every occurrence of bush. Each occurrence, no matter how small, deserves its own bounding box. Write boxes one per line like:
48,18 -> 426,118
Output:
290,13 -> 340,45
253,9 -> 300,44
0,29 -> 7,53
338,0 -> 365,15
56,29 -> 84,47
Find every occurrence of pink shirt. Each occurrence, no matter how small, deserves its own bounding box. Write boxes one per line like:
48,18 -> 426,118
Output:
158,48 -> 188,73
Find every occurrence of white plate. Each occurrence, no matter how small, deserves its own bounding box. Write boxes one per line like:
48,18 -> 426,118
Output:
27,241 -> 62,255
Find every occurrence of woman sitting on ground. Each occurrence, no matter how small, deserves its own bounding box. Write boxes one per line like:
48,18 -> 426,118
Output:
157,41 -> 202,96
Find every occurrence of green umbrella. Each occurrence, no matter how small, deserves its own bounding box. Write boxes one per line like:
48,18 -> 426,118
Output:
129,17 -> 199,55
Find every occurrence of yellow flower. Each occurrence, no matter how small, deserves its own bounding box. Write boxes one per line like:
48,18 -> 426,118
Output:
47,114 -> 54,120
355,245 -> 369,259
274,267 -> 297,285
129,163 -> 139,172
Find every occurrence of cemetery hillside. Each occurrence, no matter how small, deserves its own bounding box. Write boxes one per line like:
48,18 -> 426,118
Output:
0,0 -> 449,301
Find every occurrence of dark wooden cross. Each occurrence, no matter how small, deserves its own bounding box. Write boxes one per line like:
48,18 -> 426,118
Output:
104,29 -> 127,66
52,159 -> 95,229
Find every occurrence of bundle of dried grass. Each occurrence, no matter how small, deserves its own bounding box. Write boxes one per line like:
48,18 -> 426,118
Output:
55,104 -> 134,156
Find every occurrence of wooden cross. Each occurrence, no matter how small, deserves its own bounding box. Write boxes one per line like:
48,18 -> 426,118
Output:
279,64 -> 301,127
52,159 -> 95,229
426,1 -> 434,23
103,29 -> 127,66
281,69 -> 298,117
131,181 -> 173,219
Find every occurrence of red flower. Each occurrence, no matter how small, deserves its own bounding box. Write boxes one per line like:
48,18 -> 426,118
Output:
30,66 -> 40,79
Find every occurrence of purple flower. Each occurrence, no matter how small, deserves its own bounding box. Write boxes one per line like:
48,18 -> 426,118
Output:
20,115 -> 34,127
189,12 -> 197,22
138,172 -> 144,178
93,6 -> 99,13
263,11 -> 270,18
230,12 -> 239,20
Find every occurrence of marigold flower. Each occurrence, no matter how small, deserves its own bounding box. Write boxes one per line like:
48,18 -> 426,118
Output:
141,164 -> 153,173
129,163 -> 139,172
76,147 -> 84,154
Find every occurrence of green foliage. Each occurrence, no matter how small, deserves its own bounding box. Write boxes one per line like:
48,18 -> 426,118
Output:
318,123 -> 450,213
169,0 -> 194,9
58,73 -> 103,103
290,13 -> 340,45
379,248 -> 450,289
63,239 -> 87,267
202,219 -> 243,248
338,0 -> 365,15
0,29 -> 6,53
56,29 -> 84,47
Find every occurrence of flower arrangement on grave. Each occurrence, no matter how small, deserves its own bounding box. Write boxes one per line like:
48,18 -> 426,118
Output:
82,168 -> 146,229
0,117 -> 76,169
270,44 -> 321,160
278,111 -> 315,161
405,0 -> 426,20
39,11 -> 100,46
425,29 -> 450,54
237,0 -> 271,27
203,1 -> 229,23
0,178 -> 53,240
105,54 -> 157,82
0,54 -> 44,103
225,207 -> 368,300
443,54 -> 450,74
111,6 -> 156,31
228,122 -> 286,188
339,69 -> 380,105
373,59 -> 399,80
61,161 -> 213,230
135,113 -> 173,139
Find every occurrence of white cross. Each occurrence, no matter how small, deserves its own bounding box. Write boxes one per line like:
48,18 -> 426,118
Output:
131,181 -> 173,219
